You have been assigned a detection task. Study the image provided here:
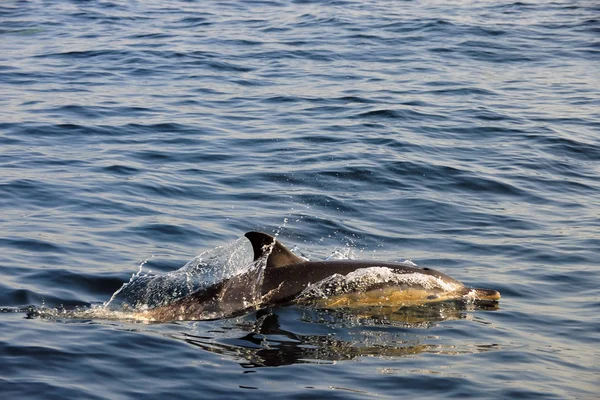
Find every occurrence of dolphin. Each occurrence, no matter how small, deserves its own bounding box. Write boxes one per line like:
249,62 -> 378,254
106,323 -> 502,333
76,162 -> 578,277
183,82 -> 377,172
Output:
139,231 -> 500,321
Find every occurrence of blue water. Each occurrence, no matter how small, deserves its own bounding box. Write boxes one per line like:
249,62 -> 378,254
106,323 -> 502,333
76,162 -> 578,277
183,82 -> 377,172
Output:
2,0 -> 599,398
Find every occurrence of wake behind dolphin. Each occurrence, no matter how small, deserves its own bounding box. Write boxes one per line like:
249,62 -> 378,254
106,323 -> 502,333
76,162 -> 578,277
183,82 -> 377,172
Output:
28,231 -> 500,322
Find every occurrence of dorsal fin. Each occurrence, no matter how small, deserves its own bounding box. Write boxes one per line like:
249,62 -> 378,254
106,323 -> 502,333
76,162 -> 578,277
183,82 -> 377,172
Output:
244,231 -> 305,269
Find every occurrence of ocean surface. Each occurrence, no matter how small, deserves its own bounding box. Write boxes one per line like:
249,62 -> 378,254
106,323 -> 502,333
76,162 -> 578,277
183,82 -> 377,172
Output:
1,0 -> 599,398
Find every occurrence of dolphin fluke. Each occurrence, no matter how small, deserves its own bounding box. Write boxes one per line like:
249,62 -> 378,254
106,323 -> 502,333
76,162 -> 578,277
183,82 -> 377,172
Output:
245,231 -> 306,269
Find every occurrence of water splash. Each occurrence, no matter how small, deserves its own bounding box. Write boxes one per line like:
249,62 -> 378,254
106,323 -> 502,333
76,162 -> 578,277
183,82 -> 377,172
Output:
325,248 -> 355,261
103,257 -> 150,309
27,235 -> 274,322
103,236 -> 253,311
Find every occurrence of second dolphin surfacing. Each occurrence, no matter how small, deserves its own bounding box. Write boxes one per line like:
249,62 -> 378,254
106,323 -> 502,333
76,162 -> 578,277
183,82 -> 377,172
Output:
143,232 -> 500,321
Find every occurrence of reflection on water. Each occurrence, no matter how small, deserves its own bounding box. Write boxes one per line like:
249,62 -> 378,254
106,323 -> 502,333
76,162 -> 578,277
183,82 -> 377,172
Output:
175,302 -> 500,368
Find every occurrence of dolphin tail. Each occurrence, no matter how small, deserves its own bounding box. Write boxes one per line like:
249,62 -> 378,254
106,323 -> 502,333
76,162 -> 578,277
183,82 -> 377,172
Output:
245,231 -> 305,269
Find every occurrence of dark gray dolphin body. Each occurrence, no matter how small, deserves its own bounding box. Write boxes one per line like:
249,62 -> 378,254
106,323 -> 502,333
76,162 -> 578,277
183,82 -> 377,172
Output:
142,231 -> 500,321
